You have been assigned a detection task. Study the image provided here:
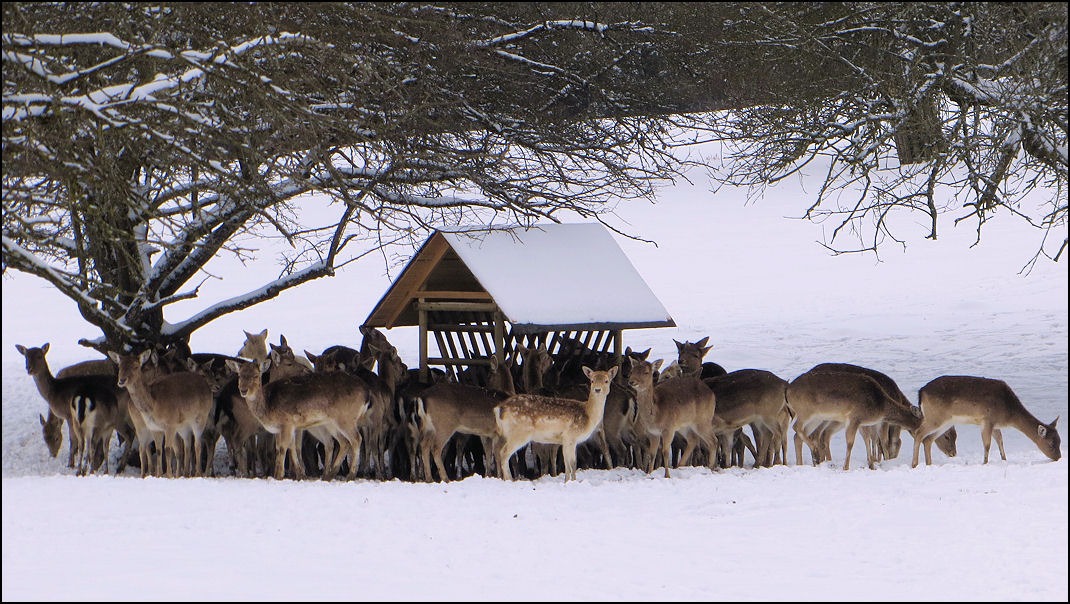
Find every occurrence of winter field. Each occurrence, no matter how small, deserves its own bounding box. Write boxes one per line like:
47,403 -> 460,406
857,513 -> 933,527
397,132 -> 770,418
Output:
3,168 -> 1067,601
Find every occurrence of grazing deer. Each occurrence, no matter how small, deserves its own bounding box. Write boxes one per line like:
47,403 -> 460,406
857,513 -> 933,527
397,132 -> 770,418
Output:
17,343 -> 122,470
39,412 -> 64,458
703,369 -> 790,468
110,350 -> 215,478
787,370 -> 923,470
912,375 -> 1061,467
495,365 -> 617,482
627,357 -> 719,477
806,362 -> 957,464
227,358 -> 371,480
675,337 -> 727,379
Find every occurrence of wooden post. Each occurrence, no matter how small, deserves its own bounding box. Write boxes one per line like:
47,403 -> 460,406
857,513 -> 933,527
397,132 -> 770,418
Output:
613,330 -> 623,364
493,309 -> 505,366
418,298 -> 428,383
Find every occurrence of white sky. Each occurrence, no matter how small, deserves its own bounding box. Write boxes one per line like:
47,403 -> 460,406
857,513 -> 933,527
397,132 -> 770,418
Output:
3,158 -> 1067,601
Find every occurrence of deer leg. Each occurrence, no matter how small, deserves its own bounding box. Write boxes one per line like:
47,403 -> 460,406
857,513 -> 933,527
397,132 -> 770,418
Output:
843,420 -> 860,471
980,422 -> 994,464
993,428 -> 1006,461
562,442 -> 578,482
660,431 -> 675,478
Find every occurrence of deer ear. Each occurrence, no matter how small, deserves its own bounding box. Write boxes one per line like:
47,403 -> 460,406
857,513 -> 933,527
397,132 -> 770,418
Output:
652,359 -> 664,373
608,365 -> 619,380
16,344 -> 27,355
1038,424 -> 1048,438
695,336 -> 709,348
108,351 -> 121,363
42,343 -> 50,353
701,346 -> 713,357
582,365 -> 594,379
674,339 -> 684,351
225,359 -> 240,373
138,349 -> 153,365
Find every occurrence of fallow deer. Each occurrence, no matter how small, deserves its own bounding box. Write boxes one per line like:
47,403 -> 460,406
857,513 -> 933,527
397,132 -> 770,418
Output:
494,365 -> 618,482
237,329 -> 270,362
17,343 -> 121,470
786,370 -> 922,470
627,357 -> 719,477
110,350 -> 215,478
411,354 -> 516,482
703,369 -> 790,468
798,363 -> 956,465
911,375 -> 1061,467
675,337 -> 727,379
227,358 -> 371,480
69,385 -> 123,476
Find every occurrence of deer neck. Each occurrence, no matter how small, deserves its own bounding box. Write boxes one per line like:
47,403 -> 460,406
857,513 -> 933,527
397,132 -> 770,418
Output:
239,377 -> 271,425
1008,406 -> 1045,440
583,385 -> 612,430
30,362 -> 65,416
120,371 -> 159,421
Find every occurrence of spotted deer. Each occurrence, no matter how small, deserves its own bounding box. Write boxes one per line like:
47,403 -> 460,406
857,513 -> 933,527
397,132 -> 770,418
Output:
912,375 -> 1060,467
494,365 -> 618,482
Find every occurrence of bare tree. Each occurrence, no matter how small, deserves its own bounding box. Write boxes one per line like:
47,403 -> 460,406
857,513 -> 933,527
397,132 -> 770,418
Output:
3,3 -> 1065,354
689,2 -> 1067,266
2,2 -> 708,352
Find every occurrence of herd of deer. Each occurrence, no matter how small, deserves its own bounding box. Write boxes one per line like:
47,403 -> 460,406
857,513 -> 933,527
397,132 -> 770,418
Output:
15,330 -> 1062,482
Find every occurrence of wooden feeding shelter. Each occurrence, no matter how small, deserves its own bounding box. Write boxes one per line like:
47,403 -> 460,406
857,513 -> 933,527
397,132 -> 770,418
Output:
362,223 -> 676,384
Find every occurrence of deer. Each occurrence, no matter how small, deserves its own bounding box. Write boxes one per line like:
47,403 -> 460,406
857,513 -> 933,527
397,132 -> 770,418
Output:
806,362 -> 957,465
69,384 -> 124,476
17,343 -> 123,471
216,339 -> 317,478
627,357 -> 720,477
494,365 -> 618,482
911,375 -> 1061,467
110,350 -> 215,478
226,357 -> 372,480
237,329 -> 270,362
675,337 -> 728,379
786,369 -> 923,470
411,354 -> 516,482
42,357 -> 120,463
703,369 -> 790,468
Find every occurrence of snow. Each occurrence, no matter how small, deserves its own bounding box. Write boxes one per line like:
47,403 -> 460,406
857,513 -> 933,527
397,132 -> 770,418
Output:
441,223 -> 674,330
3,167 -> 1067,601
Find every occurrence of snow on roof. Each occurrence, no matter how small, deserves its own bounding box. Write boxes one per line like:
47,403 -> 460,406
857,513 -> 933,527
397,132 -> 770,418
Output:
439,223 -> 674,331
